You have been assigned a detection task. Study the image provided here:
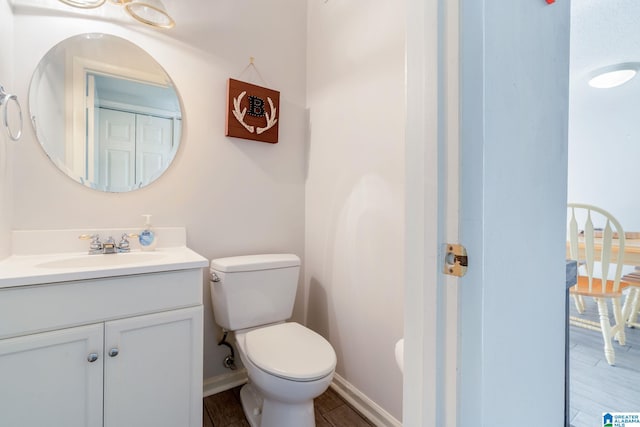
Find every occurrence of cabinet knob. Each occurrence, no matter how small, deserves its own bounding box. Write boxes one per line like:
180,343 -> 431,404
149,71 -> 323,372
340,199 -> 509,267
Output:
87,353 -> 99,363
108,348 -> 119,357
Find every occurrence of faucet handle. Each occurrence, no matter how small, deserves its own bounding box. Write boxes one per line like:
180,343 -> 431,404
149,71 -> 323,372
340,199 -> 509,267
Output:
78,233 -> 99,241
79,234 -> 102,253
117,233 -> 135,252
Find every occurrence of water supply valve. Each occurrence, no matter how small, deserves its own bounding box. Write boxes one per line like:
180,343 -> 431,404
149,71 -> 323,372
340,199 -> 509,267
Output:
218,330 -> 237,370
223,355 -> 236,370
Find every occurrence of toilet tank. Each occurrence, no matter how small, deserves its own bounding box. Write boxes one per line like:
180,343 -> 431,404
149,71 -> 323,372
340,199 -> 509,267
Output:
209,254 -> 301,331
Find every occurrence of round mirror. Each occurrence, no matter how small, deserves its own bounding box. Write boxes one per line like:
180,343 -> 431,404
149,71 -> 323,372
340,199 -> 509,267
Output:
29,33 -> 182,192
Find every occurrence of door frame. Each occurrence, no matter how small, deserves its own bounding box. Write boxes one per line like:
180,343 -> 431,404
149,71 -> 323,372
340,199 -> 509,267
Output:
404,0 -> 451,425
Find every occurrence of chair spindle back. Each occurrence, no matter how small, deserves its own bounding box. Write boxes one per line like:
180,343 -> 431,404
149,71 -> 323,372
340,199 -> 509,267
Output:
567,203 -> 626,294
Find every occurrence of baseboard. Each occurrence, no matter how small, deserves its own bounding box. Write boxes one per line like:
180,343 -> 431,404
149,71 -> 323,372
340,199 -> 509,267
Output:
202,370 -> 402,427
202,369 -> 248,397
330,373 -> 402,427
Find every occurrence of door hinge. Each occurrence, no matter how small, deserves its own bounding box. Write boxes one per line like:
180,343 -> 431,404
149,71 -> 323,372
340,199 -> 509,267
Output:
444,243 -> 468,277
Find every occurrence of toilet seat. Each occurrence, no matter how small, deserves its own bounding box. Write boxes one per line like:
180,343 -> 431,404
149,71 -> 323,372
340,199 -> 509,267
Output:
244,322 -> 336,382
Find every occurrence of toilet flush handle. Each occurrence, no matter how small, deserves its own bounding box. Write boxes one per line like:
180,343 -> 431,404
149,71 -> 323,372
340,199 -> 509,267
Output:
211,272 -> 221,282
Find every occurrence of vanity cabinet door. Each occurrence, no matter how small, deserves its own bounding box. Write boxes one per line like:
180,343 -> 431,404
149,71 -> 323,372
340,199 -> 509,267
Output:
103,306 -> 203,427
0,323 -> 104,427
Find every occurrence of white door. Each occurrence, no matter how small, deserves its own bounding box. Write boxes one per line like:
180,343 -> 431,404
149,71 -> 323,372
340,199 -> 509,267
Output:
103,307 -> 203,427
405,0 -> 570,426
135,114 -> 174,184
97,109 -> 173,191
97,108 -> 136,191
456,2 -> 570,426
0,324 -> 104,427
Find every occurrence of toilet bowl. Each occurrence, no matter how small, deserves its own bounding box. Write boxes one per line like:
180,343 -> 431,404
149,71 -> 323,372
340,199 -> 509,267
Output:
209,254 -> 337,427
235,322 -> 336,427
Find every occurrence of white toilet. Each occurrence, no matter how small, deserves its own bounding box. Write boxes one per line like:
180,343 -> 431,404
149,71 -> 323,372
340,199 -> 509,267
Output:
209,254 -> 336,427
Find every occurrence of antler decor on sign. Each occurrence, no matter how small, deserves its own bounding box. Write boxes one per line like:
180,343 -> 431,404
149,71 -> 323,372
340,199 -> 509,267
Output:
232,91 -> 255,133
256,97 -> 277,135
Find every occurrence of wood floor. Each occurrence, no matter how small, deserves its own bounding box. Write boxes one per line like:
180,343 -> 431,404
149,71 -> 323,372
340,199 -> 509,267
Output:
569,298 -> 640,427
203,385 -> 374,427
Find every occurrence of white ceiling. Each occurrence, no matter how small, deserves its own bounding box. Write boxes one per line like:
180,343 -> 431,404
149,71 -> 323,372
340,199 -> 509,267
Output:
571,0 -> 640,83
571,0 -> 640,92
11,0 -> 637,90
569,0 -> 640,136
9,0 -> 273,55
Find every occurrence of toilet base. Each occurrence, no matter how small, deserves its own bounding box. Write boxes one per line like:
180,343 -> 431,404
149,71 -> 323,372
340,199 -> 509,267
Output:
240,383 -> 263,427
239,383 -> 316,427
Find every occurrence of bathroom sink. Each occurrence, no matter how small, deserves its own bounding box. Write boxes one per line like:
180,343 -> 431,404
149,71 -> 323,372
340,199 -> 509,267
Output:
36,252 -> 165,269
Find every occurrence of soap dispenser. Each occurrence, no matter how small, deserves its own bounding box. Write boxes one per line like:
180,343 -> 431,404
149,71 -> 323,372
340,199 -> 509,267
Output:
139,214 -> 157,251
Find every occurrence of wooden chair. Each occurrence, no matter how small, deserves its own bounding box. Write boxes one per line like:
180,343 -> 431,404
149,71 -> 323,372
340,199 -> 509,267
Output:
567,203 -> 629,365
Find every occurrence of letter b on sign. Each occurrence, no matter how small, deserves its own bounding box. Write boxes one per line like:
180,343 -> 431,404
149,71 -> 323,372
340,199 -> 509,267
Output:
248,96 -> 265,117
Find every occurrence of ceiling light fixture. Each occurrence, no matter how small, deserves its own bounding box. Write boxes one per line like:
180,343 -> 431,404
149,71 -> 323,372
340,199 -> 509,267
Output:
124,0 -> 175,29
58,0 -> 105,8
588,64 -> 638,89
58,0 -> 175,29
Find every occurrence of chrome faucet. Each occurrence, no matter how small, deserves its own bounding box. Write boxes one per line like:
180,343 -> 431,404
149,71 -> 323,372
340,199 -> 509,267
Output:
102,236 -> 117,254
79,233 -> 137,254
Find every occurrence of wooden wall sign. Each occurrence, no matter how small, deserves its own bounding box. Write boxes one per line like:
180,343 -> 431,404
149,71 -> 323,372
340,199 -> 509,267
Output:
225,78 -> 280,144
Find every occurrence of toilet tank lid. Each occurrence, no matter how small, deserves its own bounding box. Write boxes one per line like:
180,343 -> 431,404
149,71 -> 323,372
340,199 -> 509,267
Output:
210,254 -> 300,272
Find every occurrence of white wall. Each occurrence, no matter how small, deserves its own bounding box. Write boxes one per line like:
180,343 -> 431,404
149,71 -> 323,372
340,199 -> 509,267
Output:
10,4 -> 307,381
0,0 -> 14,260
305,1 -> 405,421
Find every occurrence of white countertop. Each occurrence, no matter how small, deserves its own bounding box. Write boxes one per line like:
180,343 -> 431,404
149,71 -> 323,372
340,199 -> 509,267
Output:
0,247 -> 208,288
0,227 -> 208,288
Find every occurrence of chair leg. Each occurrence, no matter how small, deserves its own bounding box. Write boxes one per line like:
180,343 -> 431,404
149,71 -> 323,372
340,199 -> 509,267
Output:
573,294 -> 585,314
625,288 -> 640,327
612,297 -> 626,345
622,288 -> 635,324
596,297 -> 616,366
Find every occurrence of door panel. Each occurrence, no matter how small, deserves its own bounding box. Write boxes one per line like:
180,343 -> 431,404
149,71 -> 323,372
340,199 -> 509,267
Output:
136,114 -> 173,183
98,108 -> 136,191
0,324 -> 104,427
103,307 -> 203,427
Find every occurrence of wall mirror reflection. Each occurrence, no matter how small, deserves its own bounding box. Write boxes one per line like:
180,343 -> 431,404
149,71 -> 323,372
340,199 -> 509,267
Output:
29,33 -> 182,192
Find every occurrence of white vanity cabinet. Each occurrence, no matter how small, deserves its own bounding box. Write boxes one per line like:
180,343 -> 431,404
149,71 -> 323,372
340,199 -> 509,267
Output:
0,267 -> 204,427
